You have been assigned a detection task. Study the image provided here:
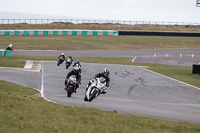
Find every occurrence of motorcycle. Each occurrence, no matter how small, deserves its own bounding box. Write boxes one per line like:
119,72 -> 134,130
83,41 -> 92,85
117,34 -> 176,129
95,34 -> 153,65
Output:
6,46 -> 13,51
57,56 -> 64,66
84,77 -> 107,102
65,75 -> 77,97
65,58 -> 72,69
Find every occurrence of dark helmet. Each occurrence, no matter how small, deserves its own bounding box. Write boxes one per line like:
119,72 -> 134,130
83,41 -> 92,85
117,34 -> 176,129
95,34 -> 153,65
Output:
76,60 -> 80,64
103,68 -> 110,77
68,56 -> 72,58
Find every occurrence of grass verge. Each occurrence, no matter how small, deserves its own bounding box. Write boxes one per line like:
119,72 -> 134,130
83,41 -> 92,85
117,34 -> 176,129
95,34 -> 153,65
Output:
0,56 -> 25,68
1,80 -> 200,133
0,36 -> 200,50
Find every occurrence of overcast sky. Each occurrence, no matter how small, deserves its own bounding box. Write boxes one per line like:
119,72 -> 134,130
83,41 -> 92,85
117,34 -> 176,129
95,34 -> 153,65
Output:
0,0 -> 200,22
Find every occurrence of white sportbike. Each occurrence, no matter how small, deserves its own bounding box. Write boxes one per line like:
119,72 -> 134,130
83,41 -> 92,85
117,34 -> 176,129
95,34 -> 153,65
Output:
84,77 -> 107,102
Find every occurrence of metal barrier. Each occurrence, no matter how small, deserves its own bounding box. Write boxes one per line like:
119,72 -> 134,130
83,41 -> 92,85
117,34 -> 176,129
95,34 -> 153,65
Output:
118,31 -> 200,37
0,19 -> 200,26
0,30 -> 119,36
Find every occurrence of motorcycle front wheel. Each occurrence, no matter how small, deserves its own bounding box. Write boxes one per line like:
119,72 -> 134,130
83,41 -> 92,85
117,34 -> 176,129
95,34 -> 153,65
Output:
67,87 -> 74,97
84,95 -> 88,101
88,89 -> 98,102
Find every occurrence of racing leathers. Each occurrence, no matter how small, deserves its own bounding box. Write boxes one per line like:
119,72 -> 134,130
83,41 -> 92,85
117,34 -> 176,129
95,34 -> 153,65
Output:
65,69 -> 81,92
86,71 -> 110,94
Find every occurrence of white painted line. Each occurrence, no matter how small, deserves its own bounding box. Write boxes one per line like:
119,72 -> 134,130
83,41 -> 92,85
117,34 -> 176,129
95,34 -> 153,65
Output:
24,61 -> 33,69
40,61 -> 56,103
143,68 -> 200,90
41,61 -> 44,98
132,56 -> 137,63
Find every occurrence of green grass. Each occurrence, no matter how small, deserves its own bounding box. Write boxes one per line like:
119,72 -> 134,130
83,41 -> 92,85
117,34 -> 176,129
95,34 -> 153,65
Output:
1,80 -> 200,133
0,57 -> 25,68
0,36 -> 200,50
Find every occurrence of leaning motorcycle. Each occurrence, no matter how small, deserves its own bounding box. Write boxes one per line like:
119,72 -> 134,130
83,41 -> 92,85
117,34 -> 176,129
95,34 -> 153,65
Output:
65,58 -> 72,69
6,46 -> 13,51
65,75 -> 77,97
57,56 -> 64,66
84,77 -> 107,102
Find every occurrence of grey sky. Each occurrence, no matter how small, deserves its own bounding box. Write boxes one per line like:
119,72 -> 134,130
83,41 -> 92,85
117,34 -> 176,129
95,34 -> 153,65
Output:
0,0 -> 200,22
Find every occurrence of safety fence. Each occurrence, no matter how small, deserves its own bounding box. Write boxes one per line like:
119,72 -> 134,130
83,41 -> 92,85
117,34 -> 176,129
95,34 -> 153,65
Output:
1,30 -> 200,37
0,19 -> 200,26
0,30 -> 119,36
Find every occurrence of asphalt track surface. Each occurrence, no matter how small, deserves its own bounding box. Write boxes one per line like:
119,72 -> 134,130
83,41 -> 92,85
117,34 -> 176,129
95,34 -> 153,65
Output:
1,49 -> 200,124
12,48 -> 200,66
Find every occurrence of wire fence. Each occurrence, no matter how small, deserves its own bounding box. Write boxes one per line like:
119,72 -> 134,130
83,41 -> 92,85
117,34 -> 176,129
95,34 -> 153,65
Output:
0,19 -> 200,26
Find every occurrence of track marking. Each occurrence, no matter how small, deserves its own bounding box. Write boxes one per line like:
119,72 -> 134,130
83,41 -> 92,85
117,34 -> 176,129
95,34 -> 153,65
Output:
40,61 -> 56,103
41,61 -> 44,98
132,56 -> 137,63
24,61 -> 33,69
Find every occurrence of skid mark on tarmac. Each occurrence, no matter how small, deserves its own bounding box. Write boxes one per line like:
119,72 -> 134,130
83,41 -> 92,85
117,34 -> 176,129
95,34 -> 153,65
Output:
127,76 -> 148,95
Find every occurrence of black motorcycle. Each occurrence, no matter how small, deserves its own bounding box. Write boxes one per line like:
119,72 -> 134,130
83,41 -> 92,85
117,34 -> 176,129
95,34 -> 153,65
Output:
6,47 -> 13,51
65,75 -> 77,97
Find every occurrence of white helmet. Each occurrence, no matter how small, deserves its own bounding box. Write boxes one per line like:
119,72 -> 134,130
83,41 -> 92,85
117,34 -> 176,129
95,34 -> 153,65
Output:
103,68 -> 110,77
61,53 -> 64,56
8,43 -> 13,47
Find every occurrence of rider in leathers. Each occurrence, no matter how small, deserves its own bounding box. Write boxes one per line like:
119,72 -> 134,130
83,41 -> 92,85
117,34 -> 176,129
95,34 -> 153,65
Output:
58,53 -> 65,62
65,56 -> 73,66
65,66 -> 81,93
86,68 -> 110,94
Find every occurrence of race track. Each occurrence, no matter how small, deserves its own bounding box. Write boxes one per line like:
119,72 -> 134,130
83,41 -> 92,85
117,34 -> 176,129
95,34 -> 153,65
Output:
1,60 -> 200,124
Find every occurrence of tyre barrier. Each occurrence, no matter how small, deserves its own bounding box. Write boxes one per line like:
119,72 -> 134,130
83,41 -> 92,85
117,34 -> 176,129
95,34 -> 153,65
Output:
119,31 -> 200,37
0,50 -> 12,56
0,30 -> 119,36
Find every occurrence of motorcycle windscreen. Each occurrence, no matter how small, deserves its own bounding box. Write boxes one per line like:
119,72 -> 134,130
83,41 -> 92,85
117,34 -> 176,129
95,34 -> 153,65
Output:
99,77 -> 106,84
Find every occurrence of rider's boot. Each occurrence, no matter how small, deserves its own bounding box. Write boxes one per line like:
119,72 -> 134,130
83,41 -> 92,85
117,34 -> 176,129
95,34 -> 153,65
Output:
101,89 -> 107,94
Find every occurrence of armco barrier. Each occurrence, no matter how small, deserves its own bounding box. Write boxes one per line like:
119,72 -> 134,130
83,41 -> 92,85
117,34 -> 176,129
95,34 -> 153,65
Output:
0,30 -> 119,36
119,31 -> 200,37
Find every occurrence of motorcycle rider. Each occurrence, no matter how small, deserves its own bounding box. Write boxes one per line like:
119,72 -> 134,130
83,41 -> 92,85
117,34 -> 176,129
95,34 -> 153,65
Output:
65,65 -> 81,93
58,53 -> 65,60
73,60 -> 82,72
57,53 -> 65,64
6,43 -> 13,51
86,68 -> 110,94
65,56 -> 73,67
66,56 -> 73,63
